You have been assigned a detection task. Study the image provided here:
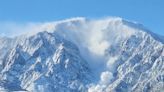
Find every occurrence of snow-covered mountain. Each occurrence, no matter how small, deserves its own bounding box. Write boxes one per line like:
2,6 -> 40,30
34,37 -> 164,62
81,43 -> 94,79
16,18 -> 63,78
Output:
0,17 -> 164,92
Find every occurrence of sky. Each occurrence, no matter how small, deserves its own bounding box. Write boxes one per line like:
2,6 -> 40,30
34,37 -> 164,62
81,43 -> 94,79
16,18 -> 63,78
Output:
0,0 -> 163,36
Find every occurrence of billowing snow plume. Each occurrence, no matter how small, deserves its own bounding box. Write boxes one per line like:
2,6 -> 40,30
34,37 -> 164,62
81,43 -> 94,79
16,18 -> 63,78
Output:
53,17 -> 136,56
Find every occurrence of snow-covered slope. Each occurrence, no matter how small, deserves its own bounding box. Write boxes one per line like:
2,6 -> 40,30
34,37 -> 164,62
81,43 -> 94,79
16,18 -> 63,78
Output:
0,31 -> 92,92
0,17 -> 163,92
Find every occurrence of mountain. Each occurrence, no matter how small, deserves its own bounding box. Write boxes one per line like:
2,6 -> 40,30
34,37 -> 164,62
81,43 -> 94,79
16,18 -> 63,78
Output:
0,17 -> 163,92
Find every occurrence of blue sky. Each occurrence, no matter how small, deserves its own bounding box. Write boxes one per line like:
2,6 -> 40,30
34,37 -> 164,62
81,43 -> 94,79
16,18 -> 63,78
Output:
0,0 -> 163,36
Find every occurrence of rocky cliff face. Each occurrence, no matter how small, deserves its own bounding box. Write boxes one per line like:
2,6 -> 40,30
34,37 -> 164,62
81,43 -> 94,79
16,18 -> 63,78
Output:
0,31 -> 92,92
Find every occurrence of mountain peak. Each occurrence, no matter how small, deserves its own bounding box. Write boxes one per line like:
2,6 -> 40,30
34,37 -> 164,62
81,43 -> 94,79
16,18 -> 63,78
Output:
0,17 -> 164,92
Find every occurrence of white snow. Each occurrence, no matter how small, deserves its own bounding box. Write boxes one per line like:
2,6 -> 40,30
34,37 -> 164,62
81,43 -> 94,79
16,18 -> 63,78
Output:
0,17 -> 164,92
100,71 -> 113,84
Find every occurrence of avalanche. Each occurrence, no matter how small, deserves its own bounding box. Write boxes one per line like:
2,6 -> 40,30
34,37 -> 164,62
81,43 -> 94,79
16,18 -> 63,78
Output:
0,17 -> 164,92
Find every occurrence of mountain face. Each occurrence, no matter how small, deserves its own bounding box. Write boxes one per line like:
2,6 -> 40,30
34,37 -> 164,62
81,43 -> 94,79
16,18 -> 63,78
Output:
0,17 -> 164,92
0,32 -> 92,92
